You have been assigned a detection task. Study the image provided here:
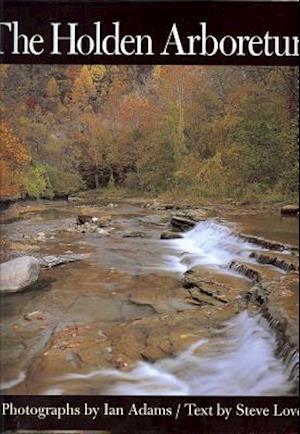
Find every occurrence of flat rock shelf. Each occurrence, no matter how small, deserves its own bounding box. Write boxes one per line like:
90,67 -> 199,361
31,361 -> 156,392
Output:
0,198 -> 298,395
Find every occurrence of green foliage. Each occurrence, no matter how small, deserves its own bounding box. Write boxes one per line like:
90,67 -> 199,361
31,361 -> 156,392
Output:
24,164 -> 48,199
24,164 -> 84,199
44,165 -> 84,198
277,117 -> 299,193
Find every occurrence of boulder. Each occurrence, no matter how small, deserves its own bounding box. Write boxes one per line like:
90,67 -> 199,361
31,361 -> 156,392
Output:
0,256 -> 40,293
160,231 -> 183,240
281,204 -> 299,217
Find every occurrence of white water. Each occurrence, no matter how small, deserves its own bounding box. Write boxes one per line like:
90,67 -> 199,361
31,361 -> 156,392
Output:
163,220 -> 255,273
42,220 -> 294,396
48,312 -> 293,396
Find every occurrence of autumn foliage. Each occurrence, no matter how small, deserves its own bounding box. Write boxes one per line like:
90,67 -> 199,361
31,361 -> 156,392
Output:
0,123 -> 30,199
0,65 -> 298,201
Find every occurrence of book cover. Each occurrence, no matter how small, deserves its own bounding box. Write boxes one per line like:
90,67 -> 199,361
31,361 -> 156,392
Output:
0,1 -> 299,433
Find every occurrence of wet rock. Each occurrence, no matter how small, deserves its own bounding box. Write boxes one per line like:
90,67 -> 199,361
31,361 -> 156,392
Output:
263,273 -> 299,353
122,231 -> 151,239
38,254 -> 89,268
171,216 -> 197,232
77,215 -> 109,227
107,305 -> 237,366
230,251 -> 299,386
74,213 -> 112,235
107,203 -> 118,208
186,287 -> 226,307
68,196 -> 83,203
247,270 -> 299,386
171,210 -> 207,232
23,310 -> 42,321
144,201 -> 182,211
239,233 -> 299,253
160,231 -> 183,240
114,357 -> 129,370
84,226 -> 109,235
34,232 -> 46,242
0,256 -> 40,293
281,204 -> 299,217
74,221 -> 110,235
183,267 -> 251,306
129,276 -> 191,315
230,261 -> 262,283
250,251 -> 299,273
77,215 -> 94,225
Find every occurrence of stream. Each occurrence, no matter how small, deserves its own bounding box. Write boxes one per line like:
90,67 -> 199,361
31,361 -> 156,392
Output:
0,199 -> 299,395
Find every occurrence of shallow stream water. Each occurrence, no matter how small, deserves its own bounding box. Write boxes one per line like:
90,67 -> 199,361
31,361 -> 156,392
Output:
0,200 -> 298,395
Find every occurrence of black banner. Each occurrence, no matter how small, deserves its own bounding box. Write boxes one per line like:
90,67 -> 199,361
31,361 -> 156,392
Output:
0,1 -> 299,65
0,396 -> 299,433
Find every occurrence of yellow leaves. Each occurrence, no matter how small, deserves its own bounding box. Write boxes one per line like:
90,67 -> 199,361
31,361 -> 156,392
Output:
90,65 -> 106,81
79,66 -> 96,95
152,66 -> 162,80
0,123 -> 30,199
175,154 -> 202,180
70,66 -> 96,112
46,77 -> 60,98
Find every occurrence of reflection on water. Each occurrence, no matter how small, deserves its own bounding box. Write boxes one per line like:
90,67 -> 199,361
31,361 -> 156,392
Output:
46,312 -> 294,396
231,213 -> 299,247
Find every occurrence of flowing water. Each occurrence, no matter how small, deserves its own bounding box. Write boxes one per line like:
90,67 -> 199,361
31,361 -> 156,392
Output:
46,311 -> 294,396
0,200 -> 298,395
163,220 -> 258,273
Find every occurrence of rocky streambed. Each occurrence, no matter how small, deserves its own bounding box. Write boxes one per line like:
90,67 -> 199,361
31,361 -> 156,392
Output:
0,197 -> 298,395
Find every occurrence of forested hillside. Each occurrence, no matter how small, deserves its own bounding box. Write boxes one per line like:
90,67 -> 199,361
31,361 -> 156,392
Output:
0,65 -> 298,202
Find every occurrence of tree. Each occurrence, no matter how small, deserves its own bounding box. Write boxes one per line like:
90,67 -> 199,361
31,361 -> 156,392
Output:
0,123 -> 30,199
69,66 -> 96,113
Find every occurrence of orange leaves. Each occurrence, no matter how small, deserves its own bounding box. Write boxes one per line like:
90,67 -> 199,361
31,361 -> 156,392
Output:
0,123 -> 29,167
0,160 -> 20,198
118,92 -> 159,132
0,123 -> 30,199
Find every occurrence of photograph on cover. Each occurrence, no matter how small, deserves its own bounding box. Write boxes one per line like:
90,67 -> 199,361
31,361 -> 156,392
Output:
0,64 -> 298,396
